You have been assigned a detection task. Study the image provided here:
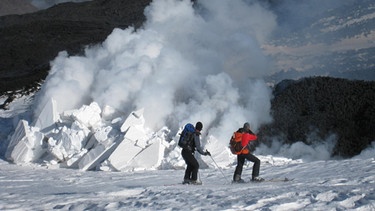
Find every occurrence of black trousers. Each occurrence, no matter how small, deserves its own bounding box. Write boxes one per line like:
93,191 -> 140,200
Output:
233,153 -> 260,180
181,148 -> 199,181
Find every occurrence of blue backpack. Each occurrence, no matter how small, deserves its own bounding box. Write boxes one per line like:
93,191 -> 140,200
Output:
178,123 -> 196,149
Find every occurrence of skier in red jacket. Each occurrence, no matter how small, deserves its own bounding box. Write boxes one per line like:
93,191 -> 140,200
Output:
233,122 -> 264,183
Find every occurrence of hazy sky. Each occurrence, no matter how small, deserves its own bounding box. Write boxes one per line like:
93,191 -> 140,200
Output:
28,0 -> 92,9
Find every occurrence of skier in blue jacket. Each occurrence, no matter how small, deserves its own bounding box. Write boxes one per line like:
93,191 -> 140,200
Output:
181,122 -> 211,185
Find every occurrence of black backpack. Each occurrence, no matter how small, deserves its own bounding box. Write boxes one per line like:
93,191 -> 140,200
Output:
229,131 -> 244,155
178,123 -> 196,150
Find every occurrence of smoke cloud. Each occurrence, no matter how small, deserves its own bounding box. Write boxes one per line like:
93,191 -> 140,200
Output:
33,0 -> 276,148
256,132 -> 338,162
22,0 -> 373,161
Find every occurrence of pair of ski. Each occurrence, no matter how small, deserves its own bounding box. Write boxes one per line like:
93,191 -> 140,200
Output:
231,177 -> 294,184
166,177 -> 294,186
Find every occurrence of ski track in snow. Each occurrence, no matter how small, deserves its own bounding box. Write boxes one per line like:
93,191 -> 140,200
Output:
0,158 -> 374,211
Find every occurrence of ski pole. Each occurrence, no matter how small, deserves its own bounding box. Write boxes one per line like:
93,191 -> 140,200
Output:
207,151 -> 230,184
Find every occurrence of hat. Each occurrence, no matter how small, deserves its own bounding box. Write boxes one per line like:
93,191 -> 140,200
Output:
243,122 -> 250,130
195,122 -> 203,131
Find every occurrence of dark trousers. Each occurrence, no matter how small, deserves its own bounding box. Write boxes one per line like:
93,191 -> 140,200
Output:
181,148 -> 199,181
233,153 -> 260,180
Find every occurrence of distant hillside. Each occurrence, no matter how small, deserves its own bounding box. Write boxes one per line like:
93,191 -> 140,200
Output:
27,0 -> 93,10
265,0 -> 375,82
258,77 -> 375,158
0,0 -> 152,95
0,0 -> 37,16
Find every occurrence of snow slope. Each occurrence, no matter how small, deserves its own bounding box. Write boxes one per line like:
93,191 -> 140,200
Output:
2,94 -> 374,210
0,153 -> 374,210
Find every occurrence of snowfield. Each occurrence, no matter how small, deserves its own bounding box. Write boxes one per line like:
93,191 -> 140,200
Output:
1,93 -> 374,210
1,153 -> 374,211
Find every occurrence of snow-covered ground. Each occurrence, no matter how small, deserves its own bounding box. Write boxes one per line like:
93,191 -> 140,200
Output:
2,94 -> 374,210
1,93 -> 374,210
1,153 -> 374,211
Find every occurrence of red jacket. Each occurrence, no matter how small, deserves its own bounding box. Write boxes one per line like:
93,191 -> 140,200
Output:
241,132 -> 257,154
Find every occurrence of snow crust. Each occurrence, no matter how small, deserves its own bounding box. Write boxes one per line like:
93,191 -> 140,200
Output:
0,155 -> 374,210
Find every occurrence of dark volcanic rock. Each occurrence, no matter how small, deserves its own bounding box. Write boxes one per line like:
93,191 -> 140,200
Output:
0,0 -> 152,94
258,77 -> 375,157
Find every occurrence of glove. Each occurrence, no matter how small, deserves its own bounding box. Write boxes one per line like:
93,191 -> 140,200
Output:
248,141 -> 257,152
205,150 -> 211,156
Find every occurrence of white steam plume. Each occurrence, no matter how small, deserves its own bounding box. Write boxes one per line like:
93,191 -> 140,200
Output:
256,132 -> 338,161
33,0 -> 276,142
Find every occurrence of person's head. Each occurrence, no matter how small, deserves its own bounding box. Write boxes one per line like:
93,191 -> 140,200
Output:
195,122 -> 203,132
243,122 -> 250,131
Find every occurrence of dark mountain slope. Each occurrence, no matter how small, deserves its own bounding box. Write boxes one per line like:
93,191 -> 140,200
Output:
259,77 -> 375,157
0,0 -> 152,94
